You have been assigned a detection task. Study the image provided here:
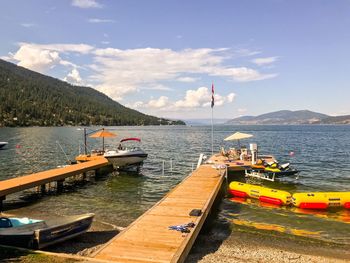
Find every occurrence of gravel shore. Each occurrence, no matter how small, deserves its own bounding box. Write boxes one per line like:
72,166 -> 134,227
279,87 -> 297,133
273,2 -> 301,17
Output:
187,223 -> 350,263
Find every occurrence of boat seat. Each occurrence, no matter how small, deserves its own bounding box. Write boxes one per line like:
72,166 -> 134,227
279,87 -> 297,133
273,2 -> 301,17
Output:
0,217 -> 13,228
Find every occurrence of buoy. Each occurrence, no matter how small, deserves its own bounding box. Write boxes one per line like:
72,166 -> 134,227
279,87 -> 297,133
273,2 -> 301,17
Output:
229,181 -> 292,205
292,192 -> 350,210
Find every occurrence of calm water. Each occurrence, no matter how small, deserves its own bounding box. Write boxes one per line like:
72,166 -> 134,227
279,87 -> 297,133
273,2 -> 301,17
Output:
1,125 -> 350,244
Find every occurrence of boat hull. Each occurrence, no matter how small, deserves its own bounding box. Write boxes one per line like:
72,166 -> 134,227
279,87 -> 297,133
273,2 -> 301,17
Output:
35,213 -> 94,249
0,213 -> 94,249
0,142 -> 8,149
104,152 -> 148,168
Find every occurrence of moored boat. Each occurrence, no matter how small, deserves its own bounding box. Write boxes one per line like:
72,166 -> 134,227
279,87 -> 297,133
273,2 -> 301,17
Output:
103,138 -> 148,169
0,213 -> 94,249
0,142 -> 8,149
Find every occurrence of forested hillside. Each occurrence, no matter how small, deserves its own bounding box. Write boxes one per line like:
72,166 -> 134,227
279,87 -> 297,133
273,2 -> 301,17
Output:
0,59 -> 184,127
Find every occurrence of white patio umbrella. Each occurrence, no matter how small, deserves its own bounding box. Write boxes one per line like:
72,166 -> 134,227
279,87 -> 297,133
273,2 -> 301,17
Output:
224,132 -> 253,148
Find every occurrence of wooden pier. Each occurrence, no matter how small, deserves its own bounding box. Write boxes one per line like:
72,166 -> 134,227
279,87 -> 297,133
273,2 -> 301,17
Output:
93,164 -> 226,263
208,153 -> 275,171
0,157 -> 109,210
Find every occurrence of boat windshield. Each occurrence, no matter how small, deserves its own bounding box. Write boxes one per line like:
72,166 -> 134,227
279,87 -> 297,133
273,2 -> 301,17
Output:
9,218 -> 43,227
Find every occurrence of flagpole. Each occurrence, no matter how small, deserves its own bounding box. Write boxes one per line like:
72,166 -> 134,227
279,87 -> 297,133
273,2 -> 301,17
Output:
211,83 -> 214,156
211,105 -> 214,156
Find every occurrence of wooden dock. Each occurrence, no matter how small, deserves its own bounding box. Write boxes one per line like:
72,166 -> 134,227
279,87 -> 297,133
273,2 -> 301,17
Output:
0,157 -> 109,210
208,153 -> 275,171
93,164 -> 226,263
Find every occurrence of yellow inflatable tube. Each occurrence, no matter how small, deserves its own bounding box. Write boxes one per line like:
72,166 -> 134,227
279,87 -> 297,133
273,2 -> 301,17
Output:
292,192 -> 350,210
229,181 -> 292,205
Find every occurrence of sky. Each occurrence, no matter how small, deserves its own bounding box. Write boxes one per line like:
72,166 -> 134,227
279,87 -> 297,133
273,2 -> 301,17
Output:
1,0 -> 350,120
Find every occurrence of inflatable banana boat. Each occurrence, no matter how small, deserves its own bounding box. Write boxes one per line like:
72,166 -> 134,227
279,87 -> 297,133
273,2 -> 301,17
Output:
292,192 -> 350,210
229,181 -> 292,205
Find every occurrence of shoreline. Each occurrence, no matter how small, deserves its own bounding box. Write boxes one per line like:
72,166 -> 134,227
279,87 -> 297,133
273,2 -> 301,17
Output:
2,210 -> 350,262
187,223 -> 350,263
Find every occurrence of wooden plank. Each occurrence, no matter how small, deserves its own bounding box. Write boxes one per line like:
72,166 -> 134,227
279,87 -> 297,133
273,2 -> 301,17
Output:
0,157 -> 109,197
93,164 -> 225,263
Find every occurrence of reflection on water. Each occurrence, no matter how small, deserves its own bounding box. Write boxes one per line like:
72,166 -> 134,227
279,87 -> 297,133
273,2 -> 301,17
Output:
1,125 -> 350,244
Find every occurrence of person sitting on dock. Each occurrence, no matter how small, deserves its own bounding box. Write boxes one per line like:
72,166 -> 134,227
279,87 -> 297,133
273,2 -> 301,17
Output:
220,147 -> 228,157
240,148 -> 248,161
227,148 -> 239,160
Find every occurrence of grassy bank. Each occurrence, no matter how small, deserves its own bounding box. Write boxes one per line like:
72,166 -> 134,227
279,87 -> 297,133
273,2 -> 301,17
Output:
0,246 -> 78,263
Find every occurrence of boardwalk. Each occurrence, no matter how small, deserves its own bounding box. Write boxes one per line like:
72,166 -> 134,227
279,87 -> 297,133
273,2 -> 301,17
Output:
93,164 -> 226,263
0,157 -> 109,209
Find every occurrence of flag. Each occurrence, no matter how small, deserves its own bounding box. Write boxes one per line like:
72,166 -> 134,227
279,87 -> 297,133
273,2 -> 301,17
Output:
211,83 -> 215,108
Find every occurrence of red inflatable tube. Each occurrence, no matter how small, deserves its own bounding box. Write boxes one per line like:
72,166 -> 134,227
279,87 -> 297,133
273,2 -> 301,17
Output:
259,196 -> 283,206
344,202 -> 350,209
229,190 -> 248,198
299,202 -> 328,210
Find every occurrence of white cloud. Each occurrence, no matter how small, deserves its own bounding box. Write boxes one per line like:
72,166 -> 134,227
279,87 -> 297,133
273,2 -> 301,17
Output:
227,93 -> 235,102
12,45 -> 61,73
175,87 -> 210,108
64,68 -> 82,84
252,56 -> 279,66
6,43 -> 277,102
148,96 -> 169,108
131,87 -> 235,111
20,23 -> 36,28
144,84 -> 173,91
71,0 -> 102,8
7,43 -> 92,73
177,77 -> 198,83
17,43 -> 94,54
88,18 -> 115,23
209,67 -> 277,82
90,47 -> 276,100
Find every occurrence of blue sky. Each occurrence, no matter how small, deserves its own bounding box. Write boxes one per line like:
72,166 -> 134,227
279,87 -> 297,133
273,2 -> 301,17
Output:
1,0 -> 350,119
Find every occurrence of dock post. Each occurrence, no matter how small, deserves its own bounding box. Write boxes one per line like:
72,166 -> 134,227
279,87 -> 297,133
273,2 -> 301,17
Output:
40,184 -> 46,194
170,159 -> 173,172
0,196 -> 5,212
82,172 -> 87,181
162,160 -> 165,176
56,179 -> 65,193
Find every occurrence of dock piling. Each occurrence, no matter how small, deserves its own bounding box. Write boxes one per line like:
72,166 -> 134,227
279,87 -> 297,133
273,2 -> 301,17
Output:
0,196 -> 5,212
56,179 -> 64,193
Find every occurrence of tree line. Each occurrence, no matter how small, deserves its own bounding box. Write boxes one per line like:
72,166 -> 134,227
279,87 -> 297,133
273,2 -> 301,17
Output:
0,59 -> 185,127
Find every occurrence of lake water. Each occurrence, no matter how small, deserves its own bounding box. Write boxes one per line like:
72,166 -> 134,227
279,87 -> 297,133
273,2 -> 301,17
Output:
1,125 -> 350,245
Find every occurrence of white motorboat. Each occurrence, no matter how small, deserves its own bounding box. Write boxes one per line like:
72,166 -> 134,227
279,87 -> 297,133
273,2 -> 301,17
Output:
103,138 -> 148,169
0,142 -> 8,149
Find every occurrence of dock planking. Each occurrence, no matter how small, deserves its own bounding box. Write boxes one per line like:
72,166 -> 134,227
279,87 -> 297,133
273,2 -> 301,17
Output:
0,157 -> 109,204
93,164 -> 226,263
208,153 -> 275,171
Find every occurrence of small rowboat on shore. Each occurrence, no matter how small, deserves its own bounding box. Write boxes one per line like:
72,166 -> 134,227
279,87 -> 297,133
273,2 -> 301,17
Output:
0,213 -> 94,249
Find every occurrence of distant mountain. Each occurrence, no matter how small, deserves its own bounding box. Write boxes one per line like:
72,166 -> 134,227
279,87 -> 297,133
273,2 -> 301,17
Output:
184,118 -> 230,125
318,115 -> 350,124
226,110 -> 331,125
0,59 -> 185,127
